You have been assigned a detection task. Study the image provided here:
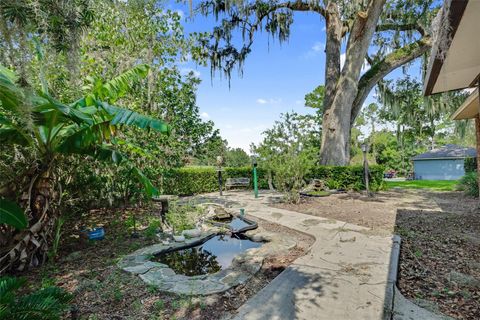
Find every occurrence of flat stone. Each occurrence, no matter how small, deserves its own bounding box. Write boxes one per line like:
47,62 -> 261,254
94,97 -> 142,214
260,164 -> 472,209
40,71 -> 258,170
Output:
140,267 -> 177,285
173,235 -> 185,242
123,261 -> 166,275
182,228 -> 202,238
220,270 -> 251,286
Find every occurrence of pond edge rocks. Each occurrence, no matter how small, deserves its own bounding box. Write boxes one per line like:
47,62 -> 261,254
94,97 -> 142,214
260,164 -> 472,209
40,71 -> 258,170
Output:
117,227 -> 296,295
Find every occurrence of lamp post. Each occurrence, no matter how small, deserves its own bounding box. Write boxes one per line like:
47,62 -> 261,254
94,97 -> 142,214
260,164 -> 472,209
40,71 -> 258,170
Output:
216,156 -> 224,196
252,157 -> 259,198
361,143 -> 370,196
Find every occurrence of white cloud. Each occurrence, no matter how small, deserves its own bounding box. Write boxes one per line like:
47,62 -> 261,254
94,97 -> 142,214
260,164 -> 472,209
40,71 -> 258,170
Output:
256,98 -> 267,104
312,42 -> 324,52
200,112 -> 210,119
256,98 -> 282,105
218,124 -> 269,153
303,41 -> 324,59
180,68 -> 200,78
295,99 -> 304,106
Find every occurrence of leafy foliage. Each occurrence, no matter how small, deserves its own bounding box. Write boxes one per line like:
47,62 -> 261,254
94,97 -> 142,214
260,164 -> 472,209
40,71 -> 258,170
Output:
457,173 -> 479,198
161,166 -> 268,196
0,276 -> 72,320
464,157 -> 477,174
0,198 -> 27,230
307,165 -> 385,192
165,203 -> 200,234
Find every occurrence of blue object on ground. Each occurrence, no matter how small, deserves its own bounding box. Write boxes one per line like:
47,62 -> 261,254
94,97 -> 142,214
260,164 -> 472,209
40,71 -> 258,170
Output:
86,227 -> 105,240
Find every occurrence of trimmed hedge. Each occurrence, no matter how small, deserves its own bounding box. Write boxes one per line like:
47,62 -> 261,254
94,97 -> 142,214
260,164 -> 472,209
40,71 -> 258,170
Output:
306,165 -> 385,191
161,166 -> 269,196
159,165 -> 384,196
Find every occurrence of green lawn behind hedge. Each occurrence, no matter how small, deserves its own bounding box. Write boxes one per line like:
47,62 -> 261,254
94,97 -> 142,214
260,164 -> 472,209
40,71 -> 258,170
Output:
385,180 -> 458,191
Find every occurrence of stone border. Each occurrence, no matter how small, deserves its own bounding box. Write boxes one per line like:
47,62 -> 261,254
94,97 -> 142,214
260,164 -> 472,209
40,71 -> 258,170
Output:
384,235 -> 401,320
387,235 -> 454,320
118,227 -> 297,296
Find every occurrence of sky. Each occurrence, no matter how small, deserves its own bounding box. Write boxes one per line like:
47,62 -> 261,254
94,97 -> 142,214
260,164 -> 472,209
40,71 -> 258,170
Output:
168,3 -> 423,153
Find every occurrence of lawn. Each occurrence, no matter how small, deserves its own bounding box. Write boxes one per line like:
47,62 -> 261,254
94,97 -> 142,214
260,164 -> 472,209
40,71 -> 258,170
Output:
385,180 -> 458,191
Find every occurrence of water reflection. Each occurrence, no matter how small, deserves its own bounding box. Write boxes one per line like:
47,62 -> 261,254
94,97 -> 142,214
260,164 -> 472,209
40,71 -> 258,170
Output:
155,234 -> 262,276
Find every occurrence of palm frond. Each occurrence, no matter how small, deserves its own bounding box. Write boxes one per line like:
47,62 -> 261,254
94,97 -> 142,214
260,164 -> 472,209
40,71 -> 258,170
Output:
100,102 -> 169,133
131,166 -> 159,197
85,64 -> 150,103
0,277 -> 72,320
0,65 -> 23,112
0,198 -> 28,230
0,276 -> 25,303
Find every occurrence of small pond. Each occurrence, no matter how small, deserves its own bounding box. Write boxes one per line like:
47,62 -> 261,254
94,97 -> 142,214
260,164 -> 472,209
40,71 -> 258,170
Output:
154,234 -> 262,276
213,216 -> 253,232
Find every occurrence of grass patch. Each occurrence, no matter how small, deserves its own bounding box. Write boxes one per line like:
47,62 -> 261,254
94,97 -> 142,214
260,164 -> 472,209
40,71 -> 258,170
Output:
385,180 -> 457,191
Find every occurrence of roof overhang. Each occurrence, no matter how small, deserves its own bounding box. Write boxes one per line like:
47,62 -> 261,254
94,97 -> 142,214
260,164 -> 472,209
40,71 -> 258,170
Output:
451,89 -> 479,120
424,0 -> 480,96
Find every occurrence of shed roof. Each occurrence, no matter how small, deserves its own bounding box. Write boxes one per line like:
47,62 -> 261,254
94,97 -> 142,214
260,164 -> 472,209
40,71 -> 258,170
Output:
412,144 -> 476,160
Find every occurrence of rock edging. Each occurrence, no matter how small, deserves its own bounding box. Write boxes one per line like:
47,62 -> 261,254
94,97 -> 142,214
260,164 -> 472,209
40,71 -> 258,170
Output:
117,228 -> 296,296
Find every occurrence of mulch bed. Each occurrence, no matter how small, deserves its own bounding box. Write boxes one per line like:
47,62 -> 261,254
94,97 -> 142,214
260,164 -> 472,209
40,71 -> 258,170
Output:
21,206 -> 314,319
396,208 -> 480,319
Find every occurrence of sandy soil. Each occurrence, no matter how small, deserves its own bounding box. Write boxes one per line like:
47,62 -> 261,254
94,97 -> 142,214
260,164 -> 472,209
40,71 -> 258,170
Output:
275,190 -> 478,235
274,190 -> 479,319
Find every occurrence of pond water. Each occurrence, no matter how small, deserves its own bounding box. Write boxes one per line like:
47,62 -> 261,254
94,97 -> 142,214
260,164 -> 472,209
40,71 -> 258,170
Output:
228,217 -> 251,231
154,234 -> 262,276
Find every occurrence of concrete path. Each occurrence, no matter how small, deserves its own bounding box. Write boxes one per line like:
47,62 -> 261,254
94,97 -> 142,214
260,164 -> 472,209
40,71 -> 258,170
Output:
214,191 -> 396,320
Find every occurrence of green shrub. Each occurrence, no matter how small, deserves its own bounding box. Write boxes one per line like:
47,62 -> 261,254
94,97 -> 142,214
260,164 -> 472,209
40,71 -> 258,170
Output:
270,151 -> 314,203
307,165 -> 385,191
464,157 -> 477,174
165,203 -> 200,234
160,166 -> 268,195
457,172 -> 479,197
0,276 -> 72,320
158,165 -> 384,196
144,218 -> 162,238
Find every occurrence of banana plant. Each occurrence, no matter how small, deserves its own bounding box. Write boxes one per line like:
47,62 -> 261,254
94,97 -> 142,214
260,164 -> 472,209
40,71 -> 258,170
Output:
0,63 -> 168,273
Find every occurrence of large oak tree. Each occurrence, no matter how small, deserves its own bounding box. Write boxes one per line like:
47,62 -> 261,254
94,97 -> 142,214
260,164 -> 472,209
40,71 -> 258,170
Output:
199,0 -> 436,165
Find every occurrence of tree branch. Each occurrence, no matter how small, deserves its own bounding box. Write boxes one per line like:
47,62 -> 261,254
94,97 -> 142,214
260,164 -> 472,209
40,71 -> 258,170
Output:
272,1 -> 326,17
350,36 -> 432,125
376,23 -> 425,35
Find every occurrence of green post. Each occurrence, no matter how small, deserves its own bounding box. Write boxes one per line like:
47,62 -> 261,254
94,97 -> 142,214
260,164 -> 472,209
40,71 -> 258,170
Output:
253,158 -> 258,198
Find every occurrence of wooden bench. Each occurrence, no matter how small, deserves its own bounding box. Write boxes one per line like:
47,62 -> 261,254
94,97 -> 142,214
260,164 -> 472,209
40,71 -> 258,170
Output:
225,177 -> 250,190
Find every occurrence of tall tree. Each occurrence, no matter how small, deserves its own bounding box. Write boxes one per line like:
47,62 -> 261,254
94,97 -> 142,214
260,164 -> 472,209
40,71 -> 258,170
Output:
199,0 -> 435,165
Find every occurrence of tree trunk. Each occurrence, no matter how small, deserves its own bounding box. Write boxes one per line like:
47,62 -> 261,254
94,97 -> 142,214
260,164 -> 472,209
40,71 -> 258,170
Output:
320,0 -> 386,165
267,170 -> 274,190
0,166 -> 60,274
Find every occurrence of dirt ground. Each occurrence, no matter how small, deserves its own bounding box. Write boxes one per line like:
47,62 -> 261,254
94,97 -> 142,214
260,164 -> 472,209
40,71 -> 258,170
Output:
274,190 -> 480,319
23,207 -> 314,320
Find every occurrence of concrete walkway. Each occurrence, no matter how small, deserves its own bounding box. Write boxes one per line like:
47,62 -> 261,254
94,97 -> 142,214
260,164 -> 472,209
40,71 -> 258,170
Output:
213,191 -> 396,320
